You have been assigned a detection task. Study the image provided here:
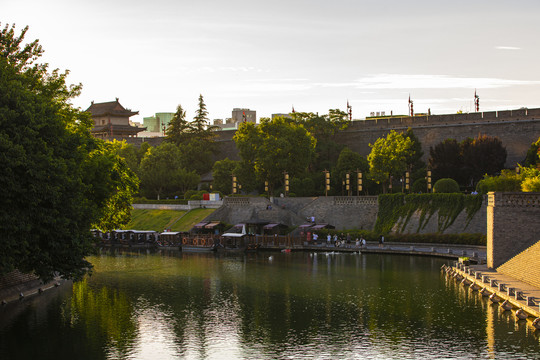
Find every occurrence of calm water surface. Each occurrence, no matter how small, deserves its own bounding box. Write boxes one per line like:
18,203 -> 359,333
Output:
1,250 -> 539,359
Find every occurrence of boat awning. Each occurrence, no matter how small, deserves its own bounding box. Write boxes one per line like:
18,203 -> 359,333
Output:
160,231 -> 182,235
263,223 -> 280,229
311,224 -> 334,230
221,233 -> 246,238
205,221 -> 221,229
233,223 -> 245,228
194,221 -> 209,228
298,224 -> 313,229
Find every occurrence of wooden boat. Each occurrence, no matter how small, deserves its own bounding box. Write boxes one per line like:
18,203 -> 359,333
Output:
181,236 -> 218,252
489,293 -> 500,303
532,317 -> 540,330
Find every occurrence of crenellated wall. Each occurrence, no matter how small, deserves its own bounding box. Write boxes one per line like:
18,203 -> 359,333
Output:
210,107 -> 540,166
487,192 -> 540,268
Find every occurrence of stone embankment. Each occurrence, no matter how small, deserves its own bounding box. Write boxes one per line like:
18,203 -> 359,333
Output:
445,262 -> 540,330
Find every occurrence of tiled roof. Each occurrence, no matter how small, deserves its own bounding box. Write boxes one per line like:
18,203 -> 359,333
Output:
85,98 -> 139,117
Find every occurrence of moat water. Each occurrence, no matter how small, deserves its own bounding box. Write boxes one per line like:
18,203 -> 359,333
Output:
1,250 -> 539,360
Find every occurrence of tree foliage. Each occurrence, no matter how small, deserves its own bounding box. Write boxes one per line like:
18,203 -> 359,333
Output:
138,143 -> 199,199
234,116 -> 316,195
0,24 -> 138,281
165,104 -> 191,146
461,135 -> 506,185
429,139 -> 463,183
429,134 -> 506,188
212,158 -> 239,194
368,130 -> 414,192
433,178 -> 460,193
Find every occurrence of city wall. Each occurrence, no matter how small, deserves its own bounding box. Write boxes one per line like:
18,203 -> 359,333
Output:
204,196 -> 487,235
486,192 -> 540,268
208,108 -> 540,167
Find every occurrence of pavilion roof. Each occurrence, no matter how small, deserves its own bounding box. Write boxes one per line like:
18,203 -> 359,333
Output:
86,98 -> 139,117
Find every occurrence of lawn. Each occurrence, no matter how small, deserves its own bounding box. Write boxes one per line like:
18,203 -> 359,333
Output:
125,208 -> 216,232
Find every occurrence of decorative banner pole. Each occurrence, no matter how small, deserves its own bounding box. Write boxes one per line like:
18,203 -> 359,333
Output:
357,170 -> 362,196
324,170 -> 330,196
427,168 -> 432,193
474,89 -> 480,112
232,174 -> 237,195
284,171 -> 289,197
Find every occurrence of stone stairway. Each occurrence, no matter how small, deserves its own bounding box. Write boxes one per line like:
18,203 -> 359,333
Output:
497,239 -> 540,289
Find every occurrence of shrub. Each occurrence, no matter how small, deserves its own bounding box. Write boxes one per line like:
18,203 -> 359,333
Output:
184,190 -> 198,199
475,170 -> 521,194
433,178 -> 460,193
411,178 -> 427,193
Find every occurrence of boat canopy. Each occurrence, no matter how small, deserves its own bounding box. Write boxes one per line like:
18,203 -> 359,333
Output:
310,224 -> 335,230
194,221 -> 209,228
205,221 -> 221,229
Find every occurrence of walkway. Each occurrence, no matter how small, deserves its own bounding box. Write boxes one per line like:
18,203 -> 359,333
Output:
448,263 -> 540,323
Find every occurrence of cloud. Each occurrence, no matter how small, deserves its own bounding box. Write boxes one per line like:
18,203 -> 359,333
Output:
495,46 -> 521,50
317,74 -> 540,90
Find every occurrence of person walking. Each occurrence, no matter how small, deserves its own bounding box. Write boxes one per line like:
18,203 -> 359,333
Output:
378,235 -> 384,248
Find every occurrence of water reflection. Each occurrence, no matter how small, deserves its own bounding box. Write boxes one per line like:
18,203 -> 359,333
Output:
1,251 -> 539,360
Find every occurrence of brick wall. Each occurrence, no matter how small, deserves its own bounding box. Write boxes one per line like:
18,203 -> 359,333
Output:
487,192 -> 540,268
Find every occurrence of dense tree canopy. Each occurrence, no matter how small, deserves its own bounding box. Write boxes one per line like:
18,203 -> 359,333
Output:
138,143 -> 200,199
0,24 -> 137,281
429,134 -> 506,188
234,117 -> 316,195
428,139 -> 463,183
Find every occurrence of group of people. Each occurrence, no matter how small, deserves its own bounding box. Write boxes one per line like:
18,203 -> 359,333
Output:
318,233 -> 367,248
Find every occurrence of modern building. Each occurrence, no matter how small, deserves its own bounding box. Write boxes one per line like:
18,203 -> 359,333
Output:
213,109 -> 256,130
143,112 -> 175,133
232,108 -> 256,124
86,98 -> 145,139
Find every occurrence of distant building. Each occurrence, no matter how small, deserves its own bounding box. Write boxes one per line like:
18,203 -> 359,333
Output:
232,108 -> 256,124
213,109 -> 257,130
86,98 -> 145,139
143,112 -> 174,133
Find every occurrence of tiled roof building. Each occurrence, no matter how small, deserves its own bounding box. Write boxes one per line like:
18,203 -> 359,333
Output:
86,98 -> 145,139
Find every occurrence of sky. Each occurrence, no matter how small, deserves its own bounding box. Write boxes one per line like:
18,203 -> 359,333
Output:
3,0 -> 540,123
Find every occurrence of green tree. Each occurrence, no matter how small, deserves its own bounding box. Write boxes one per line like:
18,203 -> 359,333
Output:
291,109 -> 350,171
522,137 -> 540,167
212,158 -> 239,194
0,24 -> 137,281
367,130 -> 414,192
165,104 -> 191,145
461,134 -> 506,187
334,147 -> 369,194
429,139 -> 464,183
138,143 -> 199,199
234,116 -> 316,195
404,128 -> 426,182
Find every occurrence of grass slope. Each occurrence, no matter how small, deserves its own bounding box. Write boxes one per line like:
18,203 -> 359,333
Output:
125,208 -> 216,232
